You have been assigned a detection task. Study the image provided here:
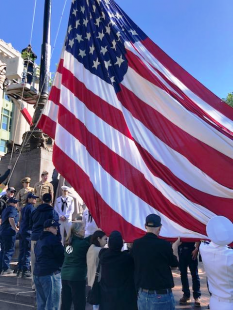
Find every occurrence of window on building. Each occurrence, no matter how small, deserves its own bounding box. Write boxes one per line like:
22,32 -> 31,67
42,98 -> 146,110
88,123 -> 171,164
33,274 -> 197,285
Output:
0,140 -> 7,153
1,108 -> 12,132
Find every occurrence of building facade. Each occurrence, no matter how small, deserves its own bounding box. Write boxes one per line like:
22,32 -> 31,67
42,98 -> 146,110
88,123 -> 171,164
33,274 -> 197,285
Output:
0,39 -> 36,157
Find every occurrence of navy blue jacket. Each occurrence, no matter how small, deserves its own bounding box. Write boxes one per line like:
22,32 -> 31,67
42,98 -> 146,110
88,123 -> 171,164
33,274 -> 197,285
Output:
31,203 -> 59,241
0,205 -> 18,236
19,203 -> 35,237
34,231 -> 64,276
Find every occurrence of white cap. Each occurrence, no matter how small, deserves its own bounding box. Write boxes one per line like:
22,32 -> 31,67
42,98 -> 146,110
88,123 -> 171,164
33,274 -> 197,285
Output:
61,186 -> 71,192
206,216 -> 233,246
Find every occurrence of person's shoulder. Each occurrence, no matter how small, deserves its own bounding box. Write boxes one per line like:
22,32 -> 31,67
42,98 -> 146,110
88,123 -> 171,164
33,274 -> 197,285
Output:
34,181 -> 41,187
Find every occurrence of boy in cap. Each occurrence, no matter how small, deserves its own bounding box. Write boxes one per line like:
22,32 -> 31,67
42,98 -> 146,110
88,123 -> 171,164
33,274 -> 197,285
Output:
34,171 -> 54,207
16,177 -> 34,209
34,219 -> 64,310
0,197 -> 19,274
30,193 -> 59,289
131,214 -> 178,310
54,185 -> 74,245
17,192 -> 38,278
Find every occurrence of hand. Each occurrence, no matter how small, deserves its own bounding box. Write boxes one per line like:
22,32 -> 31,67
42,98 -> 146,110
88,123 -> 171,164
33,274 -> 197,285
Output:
15,227 -> 19,232
8,165 -> 12,169
191,248 -> 199,260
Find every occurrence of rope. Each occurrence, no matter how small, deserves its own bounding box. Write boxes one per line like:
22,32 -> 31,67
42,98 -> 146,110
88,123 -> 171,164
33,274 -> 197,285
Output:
8,0 -> 68,184
7,0 -> 38,177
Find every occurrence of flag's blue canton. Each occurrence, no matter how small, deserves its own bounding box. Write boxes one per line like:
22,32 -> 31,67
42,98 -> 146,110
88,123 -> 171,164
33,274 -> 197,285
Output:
65,0 -> 147,93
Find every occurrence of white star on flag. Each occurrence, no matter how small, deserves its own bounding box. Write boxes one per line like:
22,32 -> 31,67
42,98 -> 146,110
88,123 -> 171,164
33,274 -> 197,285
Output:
100,46 -> 108,55
76,34 -> 84,43
72,9 -> 78,17
97,30 -> 105,41
79,49 -> 86,58
104,60 -> 112,70
68,39 -> 74,48
83,18 -> 89,27
89,45 -> 95,54
75,19 -> 81,28
92,58 -> 100,69
115,55 -> 125,67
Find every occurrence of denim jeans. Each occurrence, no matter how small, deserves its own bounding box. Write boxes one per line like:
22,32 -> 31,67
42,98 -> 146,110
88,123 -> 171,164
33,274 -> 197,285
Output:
137,290 -> 175,310
34,273 -> 61,310
1,234 -> 16,271
178,246 -> 201,299
18,235 -> 31,271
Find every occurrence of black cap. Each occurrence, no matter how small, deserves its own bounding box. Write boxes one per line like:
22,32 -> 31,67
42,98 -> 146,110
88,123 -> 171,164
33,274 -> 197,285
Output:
7,187 -> 16,193
44,219 -> 60,228
42,193 -> 52,203
27,193 -> 39,199
145,214 -> 161,227
8,197 -> 19,204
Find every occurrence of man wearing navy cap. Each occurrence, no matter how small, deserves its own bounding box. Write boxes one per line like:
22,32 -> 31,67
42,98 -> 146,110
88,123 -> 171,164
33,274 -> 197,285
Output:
34,219 -> 64,310
0,197 -> 19,274
30,193 -> 59,289
131,214 -> 178,310
17,192 -> 38,278
0,187 -> 16,218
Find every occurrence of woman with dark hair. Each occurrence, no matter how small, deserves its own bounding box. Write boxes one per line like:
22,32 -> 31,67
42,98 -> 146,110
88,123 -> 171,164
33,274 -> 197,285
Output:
60,221 -> 91,310
87,230 -> 108,310
99,231 -> 137,310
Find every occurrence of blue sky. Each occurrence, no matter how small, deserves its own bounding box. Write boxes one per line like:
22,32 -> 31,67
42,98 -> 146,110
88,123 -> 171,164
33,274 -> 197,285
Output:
0,0 -> 232,98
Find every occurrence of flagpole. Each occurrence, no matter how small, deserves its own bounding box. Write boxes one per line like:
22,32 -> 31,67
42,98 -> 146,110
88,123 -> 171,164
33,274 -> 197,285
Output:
31,0 -> 51,132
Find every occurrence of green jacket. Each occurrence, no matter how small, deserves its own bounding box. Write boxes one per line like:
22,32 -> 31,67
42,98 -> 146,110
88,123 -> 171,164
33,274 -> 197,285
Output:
61,235 -> 91,281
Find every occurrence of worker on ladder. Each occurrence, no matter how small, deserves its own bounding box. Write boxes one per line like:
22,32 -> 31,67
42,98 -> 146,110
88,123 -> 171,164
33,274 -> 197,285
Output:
21,44 -> 37,85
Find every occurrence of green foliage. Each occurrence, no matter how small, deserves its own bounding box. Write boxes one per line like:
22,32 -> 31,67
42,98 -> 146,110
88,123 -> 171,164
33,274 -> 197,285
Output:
223,92 -> 233,107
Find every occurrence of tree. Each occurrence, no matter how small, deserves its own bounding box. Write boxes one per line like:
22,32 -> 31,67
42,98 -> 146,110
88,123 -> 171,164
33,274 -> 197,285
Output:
223,92 -> 233,107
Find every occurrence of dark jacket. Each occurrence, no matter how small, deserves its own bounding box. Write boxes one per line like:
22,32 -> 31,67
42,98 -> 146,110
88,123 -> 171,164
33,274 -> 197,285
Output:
34,231 -> 64,276
131,233 -> 178,290
0,205 -> 18,236
0,169 -> 10,184
61,235 -> 91,281
31,203 -> 59,241
99,248 -> 137,310
19,203 -> 35,237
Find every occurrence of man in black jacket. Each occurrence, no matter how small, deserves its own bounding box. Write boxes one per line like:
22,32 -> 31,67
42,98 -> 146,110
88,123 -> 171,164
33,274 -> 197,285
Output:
0,187 -> 16,218
131,214 -> 178,310
30,193 -> 59,289
34,219 -> 64,310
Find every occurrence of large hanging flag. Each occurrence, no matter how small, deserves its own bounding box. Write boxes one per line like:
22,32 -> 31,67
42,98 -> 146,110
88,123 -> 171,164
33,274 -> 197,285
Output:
38,0 -> 233,241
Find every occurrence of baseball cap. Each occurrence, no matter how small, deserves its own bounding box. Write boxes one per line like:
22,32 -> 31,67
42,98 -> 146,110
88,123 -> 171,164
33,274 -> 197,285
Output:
8,197 -> 19,204
27,193 -> 39,199
145,214 -> 161,227
44,219 -> 60,229
7,187 -> 16,193
42,193 -> 52,203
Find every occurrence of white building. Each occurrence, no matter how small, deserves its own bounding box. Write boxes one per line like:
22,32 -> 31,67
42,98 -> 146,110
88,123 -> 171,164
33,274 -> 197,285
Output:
0,39 -> 37,157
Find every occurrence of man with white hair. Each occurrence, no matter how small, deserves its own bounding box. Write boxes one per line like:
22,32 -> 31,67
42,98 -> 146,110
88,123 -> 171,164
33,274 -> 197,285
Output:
54,186 -> 74,244
200,216 -> 233,310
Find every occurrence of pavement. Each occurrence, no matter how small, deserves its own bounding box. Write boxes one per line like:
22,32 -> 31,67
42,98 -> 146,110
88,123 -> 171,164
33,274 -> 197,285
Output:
0,263 -> 210,309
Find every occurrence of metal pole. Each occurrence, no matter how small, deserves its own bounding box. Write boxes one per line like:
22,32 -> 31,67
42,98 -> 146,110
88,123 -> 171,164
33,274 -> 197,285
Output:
32,0 -> 51,127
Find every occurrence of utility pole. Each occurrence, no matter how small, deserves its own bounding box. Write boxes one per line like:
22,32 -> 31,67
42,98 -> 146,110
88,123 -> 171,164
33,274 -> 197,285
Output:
31,0 -> 51,132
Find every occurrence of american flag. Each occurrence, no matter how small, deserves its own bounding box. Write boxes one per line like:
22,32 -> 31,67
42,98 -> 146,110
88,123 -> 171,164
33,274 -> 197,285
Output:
38,0 -> 233,241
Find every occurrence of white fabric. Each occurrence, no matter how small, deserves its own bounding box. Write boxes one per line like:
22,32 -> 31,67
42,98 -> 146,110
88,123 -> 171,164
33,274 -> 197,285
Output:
206,216 -> 233,246
210,295 -> 233,310
200,242 -> 233,301
59,221 -> 72,245
82,209 -> 98,237
87,244 -> 101,287
54,195 -> 74,221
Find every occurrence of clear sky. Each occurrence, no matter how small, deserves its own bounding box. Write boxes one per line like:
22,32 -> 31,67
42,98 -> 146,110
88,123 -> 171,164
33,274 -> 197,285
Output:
0,0 -> 232,99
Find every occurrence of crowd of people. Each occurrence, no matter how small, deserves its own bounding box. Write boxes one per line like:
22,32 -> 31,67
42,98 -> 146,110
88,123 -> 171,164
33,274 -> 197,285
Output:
0,168 -> 232,310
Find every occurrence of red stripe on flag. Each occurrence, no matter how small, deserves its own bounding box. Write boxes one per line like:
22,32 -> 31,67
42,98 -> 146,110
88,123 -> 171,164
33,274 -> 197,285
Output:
53,144 -> 145,242
57,104 -> 206,235
117,85 -> 233,189
142,38 -> 233,122
37,114 -> 56,140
